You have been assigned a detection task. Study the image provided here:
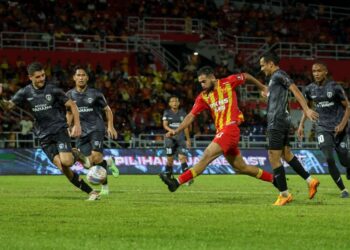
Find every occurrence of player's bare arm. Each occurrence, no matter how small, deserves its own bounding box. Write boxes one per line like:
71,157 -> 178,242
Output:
289,83 -> 319,122
65,99 -> 81,137
66,109 -> 73,128
104,105 -> 117,139
184,127 -> 191,149
297,100 -> 313,140
335,98 -> 350,134
243,73 -> 268,93
162,120 -> 175,134
166,113 -> 195,138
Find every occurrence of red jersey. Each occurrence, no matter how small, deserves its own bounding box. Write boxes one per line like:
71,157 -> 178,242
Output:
191,73 -> 245,132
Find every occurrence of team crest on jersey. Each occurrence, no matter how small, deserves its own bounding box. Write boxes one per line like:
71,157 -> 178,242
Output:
340,142 -> 346,148
327,91 -> 333,98
87,97 -> 93,103
58,143 -> 65,150
45,94 -> 52,101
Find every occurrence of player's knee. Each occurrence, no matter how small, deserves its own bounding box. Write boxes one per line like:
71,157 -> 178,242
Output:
91,152 -> 103,165
60,156 -> 74,168
53,157 -> 62,170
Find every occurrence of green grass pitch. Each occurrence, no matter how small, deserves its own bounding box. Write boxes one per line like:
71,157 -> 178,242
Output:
0,175 -> 349,250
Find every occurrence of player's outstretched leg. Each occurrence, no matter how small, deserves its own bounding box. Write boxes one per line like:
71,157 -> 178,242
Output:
180,157 -> 193,186
107,157 -> 120,177
159,142 -> 221,192
321,147 -> 348,198
72,148 -> 91,168
96,159 -> 109,195
54,154 -> 100,200
283,148 -> 320,199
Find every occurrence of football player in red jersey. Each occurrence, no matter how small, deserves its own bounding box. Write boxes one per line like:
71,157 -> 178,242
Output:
159,66 -> 276,192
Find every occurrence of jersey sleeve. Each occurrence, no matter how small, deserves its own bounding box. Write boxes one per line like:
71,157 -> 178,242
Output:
96,91 -> 108,108
279,72 -> 293,89
53,86 -> 69,104
11,88 -> 26,107
304,85 -> 312,101
221,73 -> 246,89
334,84 -> 347,101
162,110 -> 169,121
190,94 -> 209,116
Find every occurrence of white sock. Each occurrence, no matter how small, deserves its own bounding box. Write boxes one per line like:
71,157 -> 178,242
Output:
102,184 -> 109,190
280,190 -> 289,197
306,176 -> 313,184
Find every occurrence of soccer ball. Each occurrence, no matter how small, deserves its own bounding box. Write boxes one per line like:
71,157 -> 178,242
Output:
86,166 -> 107,185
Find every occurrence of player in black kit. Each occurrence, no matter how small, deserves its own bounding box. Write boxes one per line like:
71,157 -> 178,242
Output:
260,52 -> 320,206
298,62 -> 350,198
66,66 -> 119,195
162,96 -> 192,184
0,62 -> 100,200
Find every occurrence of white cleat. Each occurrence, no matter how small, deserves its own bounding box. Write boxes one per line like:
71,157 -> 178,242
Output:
87,191 -> 100,201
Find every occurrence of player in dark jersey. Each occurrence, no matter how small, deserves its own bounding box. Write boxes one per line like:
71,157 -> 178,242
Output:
298,62 -> 350,198
159,66 -> 278,194
260,52 -> 320,206
66,66 -> 119,196
0,62 -> 99,200
162,96 -> 192,184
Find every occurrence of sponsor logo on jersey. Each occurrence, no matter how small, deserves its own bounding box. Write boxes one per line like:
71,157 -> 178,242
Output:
209,98 -> 229,112
316,101 -> 334,108
32,104 -> 52,112
78,106 -> 94,112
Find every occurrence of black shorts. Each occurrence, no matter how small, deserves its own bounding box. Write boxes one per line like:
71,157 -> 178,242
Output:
317,130 -> 348,150
165,138 -> 188,157
40,129 -> 72,162
267,129 -> 291,150
76,131 -> 105,156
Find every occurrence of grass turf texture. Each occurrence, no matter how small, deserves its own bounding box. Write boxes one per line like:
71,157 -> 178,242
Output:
0,175 -> 349,250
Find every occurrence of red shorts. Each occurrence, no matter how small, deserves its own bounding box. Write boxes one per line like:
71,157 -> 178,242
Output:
213,124 -> 240,157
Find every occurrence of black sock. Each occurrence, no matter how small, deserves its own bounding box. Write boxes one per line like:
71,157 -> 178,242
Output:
322,147 -> 346,191
70,172 -> 93,194
97,160 -> 108,185
288,156 -> 310,180
165,165 -> 173,175
327,158 -> 345,191
181,162 -> 189,172
273,166 -> 288,192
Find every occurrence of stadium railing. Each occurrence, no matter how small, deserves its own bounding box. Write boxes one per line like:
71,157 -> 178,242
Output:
2,31 -> 350,62
0,32 -> 180,71
0,132 -> 320,149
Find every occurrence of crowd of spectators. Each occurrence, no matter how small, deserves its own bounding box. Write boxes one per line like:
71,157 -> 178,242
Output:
1,1 -> 350,147
2,53 -> 334,148
1,1 -> 350,45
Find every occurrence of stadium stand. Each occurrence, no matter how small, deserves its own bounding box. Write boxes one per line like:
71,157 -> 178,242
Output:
0,0 -> 349,148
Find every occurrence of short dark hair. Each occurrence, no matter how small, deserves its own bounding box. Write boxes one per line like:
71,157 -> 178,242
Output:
27,62 -> 44,75
168,96 -> 179,102
261,52 -> 280,65
73,65 -> 87,75
312,61 -> 328,70
197,66 -> 215,76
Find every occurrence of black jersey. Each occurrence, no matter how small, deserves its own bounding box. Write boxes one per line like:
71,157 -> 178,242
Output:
305,80 -> 346,132
11,83 -> 69,138
66,87 -> 107,136
266,69 -> 292,130
162,109 -> 187,140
